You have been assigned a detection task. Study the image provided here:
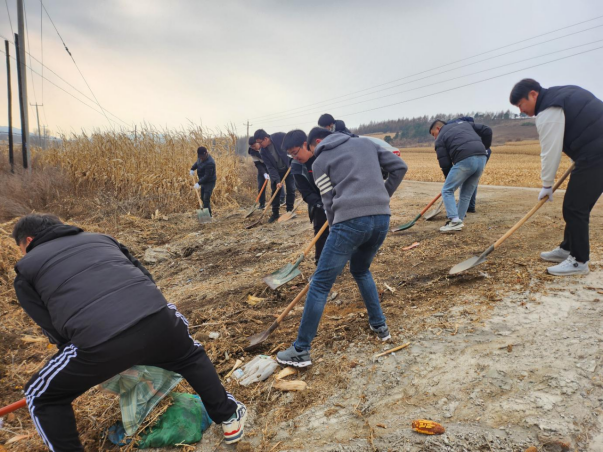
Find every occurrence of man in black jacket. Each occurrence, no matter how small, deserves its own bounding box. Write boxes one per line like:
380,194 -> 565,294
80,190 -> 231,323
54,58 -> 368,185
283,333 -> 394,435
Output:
190,146 -> 217,216
12,214 -> 247,451
430,118 -> 492,232
284,128 -> 330,264
248,137 -> 268,209
318,113 -> 355,136
254,129 -> 296,223
510,78 -> 603,276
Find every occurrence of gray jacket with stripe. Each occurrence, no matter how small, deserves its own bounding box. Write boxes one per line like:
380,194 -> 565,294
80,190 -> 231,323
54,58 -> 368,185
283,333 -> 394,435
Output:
312,134 -> 408,225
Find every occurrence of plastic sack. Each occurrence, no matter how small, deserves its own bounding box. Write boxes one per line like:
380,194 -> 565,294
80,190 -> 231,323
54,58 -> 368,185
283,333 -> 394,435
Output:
137,393 -> 213,449
236,355 -> 278,386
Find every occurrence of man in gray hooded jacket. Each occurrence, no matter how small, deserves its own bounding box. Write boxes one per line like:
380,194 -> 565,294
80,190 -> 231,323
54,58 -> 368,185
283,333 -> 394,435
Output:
277,128 -> 408,368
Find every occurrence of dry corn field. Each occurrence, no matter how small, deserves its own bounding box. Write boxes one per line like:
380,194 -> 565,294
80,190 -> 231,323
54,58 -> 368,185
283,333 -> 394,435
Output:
400,140 -> 571,188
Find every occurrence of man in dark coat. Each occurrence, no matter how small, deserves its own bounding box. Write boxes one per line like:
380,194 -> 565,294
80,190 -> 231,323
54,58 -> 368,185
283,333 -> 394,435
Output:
248,137 -> 268,209
510,78 -> 603,276
254,129 -> 296,223
12,214 -> 247,451
284,129 -> 330,264
429,118 -> 492,232
317,113 -> 355,136
190,146 -> 217,216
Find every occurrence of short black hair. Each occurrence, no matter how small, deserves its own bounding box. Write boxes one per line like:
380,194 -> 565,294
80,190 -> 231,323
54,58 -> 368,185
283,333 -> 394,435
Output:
197,146 -> 208,156
317,114 -> 335,128
429,119 -> 446,133
282,129 -> 307,151
253,129 -> 269,141
12,214 -> 63,245
509,78 -> 542,105
308,127 -> 332,146
248,136 -> 256,146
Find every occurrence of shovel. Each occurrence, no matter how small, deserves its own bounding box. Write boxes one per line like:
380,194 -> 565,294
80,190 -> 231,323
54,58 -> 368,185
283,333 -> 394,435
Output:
0,398 -> 26,416
450,164 -> 575,275
424,199 -> 444,221
277,198 -> 304,223
263,221 -> 329,289
245,179 -> 269,218
245,167 -> 291,229
245,283 -> 310,351
393,192 -> 442,231
191,175 -> 212,223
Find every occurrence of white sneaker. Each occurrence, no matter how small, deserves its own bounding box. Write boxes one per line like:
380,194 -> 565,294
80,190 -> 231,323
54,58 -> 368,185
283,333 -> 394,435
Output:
547,256 -> 589,276
540,246 -> 570,263
222,401 -> 247,444
440,220 -> 464,233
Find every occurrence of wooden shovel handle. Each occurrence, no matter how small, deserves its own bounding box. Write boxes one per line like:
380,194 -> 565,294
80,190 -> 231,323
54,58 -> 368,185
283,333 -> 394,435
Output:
493,163 -> 575,249
191,174 -> 203,208
255,179 -> 268,203
302,221 -> 329,257
419,192 -> 442,216
275,283 -> 310,323
260,167 -> 292,215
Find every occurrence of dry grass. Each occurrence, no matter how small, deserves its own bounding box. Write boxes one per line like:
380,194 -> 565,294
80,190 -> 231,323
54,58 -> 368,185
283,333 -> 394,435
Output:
0,125 -> 256,222
400,140 -> 571,188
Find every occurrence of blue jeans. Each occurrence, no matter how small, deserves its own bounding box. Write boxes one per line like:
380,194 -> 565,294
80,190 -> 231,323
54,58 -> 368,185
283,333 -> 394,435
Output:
469,149 -> 491,211
442,155 -> 487,220
293,215 -> 390,351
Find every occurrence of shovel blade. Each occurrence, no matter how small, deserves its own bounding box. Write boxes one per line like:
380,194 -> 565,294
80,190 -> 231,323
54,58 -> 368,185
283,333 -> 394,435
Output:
278,211 -> 297,223
245,216 -> 263,229
244,330 -> 271,351
393,214 -> 421,232
197,209 -> 212,223
449,255 -> 487,275
424,200 -> 444,221
244,203 -> 258,218
263,264 -> 302,290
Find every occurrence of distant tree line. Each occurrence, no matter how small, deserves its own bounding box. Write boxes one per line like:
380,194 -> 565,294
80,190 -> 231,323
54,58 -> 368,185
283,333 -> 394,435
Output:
353,110 -> 529,146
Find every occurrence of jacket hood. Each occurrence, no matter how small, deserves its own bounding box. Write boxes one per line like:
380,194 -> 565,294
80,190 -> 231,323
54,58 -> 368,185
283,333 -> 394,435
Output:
315,133 -> 352,157
26,224 -> 83,253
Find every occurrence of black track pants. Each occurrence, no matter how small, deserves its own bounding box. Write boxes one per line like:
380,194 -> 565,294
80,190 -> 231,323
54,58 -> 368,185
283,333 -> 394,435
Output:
201,182 -> 215,216
271,171 -> 296,215
24,305 -> 237,452
559,163 -> 603,263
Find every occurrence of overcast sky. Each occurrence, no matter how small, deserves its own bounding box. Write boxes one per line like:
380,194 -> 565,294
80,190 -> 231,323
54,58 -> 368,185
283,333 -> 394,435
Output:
1,0 -> 603,136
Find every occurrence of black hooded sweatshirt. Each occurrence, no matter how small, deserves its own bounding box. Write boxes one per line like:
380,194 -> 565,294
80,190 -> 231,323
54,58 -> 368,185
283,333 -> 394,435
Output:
14,225 -> 166,349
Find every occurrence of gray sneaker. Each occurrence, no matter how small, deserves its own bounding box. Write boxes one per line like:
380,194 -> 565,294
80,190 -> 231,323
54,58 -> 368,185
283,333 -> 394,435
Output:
440,220 -> 464,233
370,324 -> 391,341
276,345 -> 312,368
540,246 -> 570,263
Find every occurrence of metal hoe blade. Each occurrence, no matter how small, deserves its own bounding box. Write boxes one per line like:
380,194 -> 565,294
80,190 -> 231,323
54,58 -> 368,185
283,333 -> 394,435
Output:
262,255 -> 304,289
245,203 -> 259,218
424,200 -> 443,221
393,214 -> 421,232
278,211 -> 297,223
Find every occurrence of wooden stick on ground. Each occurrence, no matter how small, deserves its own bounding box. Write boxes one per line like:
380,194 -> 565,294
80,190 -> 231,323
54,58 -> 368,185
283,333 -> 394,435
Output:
374,342 -> 411,358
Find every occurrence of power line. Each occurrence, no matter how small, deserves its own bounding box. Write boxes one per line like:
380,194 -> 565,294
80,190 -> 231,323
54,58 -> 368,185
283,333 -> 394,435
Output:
251,14 -> 603,122
267,45 -> 603,130
40,0 -> 115,129
260,38 -> 603,125
259,25 -> 603,124
1,33 -> 131,127
0,47 -> 126,128
4,0 -> 14,35
39,0 -> 43,102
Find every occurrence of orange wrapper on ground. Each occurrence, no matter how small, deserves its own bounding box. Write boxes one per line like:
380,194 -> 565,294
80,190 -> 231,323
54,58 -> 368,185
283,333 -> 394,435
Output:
411,419 -> 445,435
402,242 -> 420,251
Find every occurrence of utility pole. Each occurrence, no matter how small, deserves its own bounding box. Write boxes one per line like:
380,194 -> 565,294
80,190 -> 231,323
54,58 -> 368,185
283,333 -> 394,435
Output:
16,0 -> 30,170
5,40 -> 14,172
244,120 -> 252,151
14,33 -> 29,169
30,102 -> 43,148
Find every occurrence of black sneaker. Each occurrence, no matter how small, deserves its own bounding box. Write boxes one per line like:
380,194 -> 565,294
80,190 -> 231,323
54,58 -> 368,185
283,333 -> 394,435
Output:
370,324 -> 392,341
268,213 -> 280,223
259,205 -> 265,210
467,209 -> 476,213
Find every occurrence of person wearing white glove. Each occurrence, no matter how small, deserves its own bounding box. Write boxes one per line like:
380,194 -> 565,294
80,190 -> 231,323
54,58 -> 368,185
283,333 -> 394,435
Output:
190,169 -> 195,177
264,173 -> 269,180
510,78 -> 603,276
194,183 -> 200,190
190,146 -> 217,216
248,137 -> 268,209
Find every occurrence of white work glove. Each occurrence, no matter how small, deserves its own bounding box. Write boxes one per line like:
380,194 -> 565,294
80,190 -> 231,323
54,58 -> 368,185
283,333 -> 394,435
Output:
538,186 -> 553,202
194,183 -> 200,190
264,173 -> 270,180
190,169 -> 195,176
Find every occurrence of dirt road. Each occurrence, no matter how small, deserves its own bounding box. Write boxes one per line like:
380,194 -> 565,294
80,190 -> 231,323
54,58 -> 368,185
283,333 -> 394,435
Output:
184,181 -> 603,452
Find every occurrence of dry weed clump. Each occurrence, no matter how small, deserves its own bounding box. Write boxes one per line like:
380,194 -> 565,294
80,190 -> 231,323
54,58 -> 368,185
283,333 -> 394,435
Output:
400,141 -> 571,189
36,125 -> 255,218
